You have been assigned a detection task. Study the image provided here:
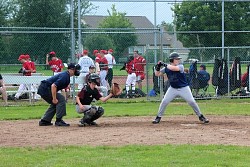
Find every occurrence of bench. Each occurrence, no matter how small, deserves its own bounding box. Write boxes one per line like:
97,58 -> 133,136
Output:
2,75 -> 82,104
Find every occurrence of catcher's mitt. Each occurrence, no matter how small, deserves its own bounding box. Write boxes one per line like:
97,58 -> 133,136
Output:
110,83 -> 122,96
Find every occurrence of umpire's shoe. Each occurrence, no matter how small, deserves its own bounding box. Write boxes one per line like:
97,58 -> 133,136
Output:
55,120 -> 70,126
199,114 -> 209,124
39,119 -> 53,126
152,116 -> 161,124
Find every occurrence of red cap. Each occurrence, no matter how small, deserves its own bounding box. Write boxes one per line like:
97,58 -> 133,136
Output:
83,50 -> 88,54
108,49 -> 113,53
93,50 -> 99,55
25,54 -> 30,59
18,54 -> 26,61
100,50 -> 106,54
49,51 -> 56,55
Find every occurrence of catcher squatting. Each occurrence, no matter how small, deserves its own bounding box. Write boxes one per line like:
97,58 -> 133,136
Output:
75,73 -> 121,126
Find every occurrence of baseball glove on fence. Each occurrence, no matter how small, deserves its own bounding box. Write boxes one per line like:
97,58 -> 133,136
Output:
110,83 -> 122,96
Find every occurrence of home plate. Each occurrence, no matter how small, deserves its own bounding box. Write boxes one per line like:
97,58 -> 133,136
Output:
180,124 -> 198,127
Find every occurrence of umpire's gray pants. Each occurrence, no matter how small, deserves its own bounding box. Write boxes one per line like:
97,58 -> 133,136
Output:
157,86 -> 203,117
40,92 -> 66,122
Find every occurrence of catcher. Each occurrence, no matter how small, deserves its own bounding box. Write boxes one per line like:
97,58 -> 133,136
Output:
75,73 -> 121,126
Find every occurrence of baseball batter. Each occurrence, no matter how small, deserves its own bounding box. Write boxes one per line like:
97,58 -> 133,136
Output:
152,52 -> 209,124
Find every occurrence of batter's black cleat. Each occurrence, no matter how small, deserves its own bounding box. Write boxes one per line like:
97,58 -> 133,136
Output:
199,115 -> 209,124
39,119 -> 53,126
55,120 -> 70,126
152,116 -> 161,124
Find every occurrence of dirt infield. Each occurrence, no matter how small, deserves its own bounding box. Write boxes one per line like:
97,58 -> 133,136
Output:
0,115 -> 249,147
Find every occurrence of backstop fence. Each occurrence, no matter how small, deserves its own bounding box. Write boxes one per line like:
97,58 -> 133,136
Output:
0,0 -> 250,105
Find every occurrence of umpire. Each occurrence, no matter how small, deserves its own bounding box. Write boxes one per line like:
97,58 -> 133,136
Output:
38,63 -> 80,126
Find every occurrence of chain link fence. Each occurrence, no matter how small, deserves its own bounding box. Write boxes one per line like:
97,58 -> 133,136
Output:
0,0 -> 250,106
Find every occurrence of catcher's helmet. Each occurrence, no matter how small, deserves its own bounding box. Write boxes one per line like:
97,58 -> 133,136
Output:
169,52 -> 182,61
88,73 -> 100,86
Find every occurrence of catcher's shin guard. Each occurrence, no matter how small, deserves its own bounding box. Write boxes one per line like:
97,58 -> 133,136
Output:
90,106 -> 104,122
80,106 -> 98,125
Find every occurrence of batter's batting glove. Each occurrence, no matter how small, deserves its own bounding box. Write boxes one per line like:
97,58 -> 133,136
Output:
155,61 -> 163,71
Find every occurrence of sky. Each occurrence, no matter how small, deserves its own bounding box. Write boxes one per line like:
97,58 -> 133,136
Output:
90,2 -> 175,25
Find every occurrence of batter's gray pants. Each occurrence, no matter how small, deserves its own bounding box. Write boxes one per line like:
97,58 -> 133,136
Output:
157,86 -> 203,117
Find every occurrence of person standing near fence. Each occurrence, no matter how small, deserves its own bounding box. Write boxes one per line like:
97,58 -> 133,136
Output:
105,49 -> 116,88
46,51 -> 64,75
134,50 -> 146,90
93,50 -> 101,75
0,74 -> 8,106
152,52 -> 209,124
46,51 -> 70,101
77,49 -> 95,89
99,50 -> 109,88
38,63 -> 81,126
14,54 -> 34,101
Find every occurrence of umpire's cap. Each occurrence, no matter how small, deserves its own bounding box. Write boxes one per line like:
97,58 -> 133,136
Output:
169,52 -> 182,60
88,73 -> 100,86
200,64 -> 206,70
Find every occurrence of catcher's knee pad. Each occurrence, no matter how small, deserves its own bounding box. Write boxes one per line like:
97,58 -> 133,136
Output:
82,106 -> 98,123
90,106 -> 104,122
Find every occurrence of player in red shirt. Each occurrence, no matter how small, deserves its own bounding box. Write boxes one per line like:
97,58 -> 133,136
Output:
14,54 -> 34,100
46,51 -> 64,75
125,56 -> 136,98
134,50 -> 146,90
46,51 -> 70,101
99,50 -> 109,88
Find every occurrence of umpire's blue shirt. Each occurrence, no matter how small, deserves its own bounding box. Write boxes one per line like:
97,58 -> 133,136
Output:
39,71 -> 70,95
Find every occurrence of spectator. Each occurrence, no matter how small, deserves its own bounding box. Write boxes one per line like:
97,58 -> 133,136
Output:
93,50 -> 101,74
46,51 -> 69,101
105,49 -> 116,87
134,50 -> 146,90
46,51 -> 64,75
14,54 -> 34,101
124,56 -> 136,98
77,49 -> 95,89
99,50 -> 109,88
0,74 -> 8,106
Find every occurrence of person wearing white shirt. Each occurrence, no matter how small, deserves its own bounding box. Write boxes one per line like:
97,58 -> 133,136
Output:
77,50 -> 95,89
104,49 -> 116,87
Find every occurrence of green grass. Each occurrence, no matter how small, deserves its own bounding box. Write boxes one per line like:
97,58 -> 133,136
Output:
1,95 -> 250,166
0,145 -> 249,167
1,98 -> 250,120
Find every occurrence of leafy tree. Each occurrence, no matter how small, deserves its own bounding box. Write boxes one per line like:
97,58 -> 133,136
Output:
99,4 -> 137,56
84,34 -> 115,57
158,21 -> 174,34
173,1 -> 250,47
7,0 -> 70,64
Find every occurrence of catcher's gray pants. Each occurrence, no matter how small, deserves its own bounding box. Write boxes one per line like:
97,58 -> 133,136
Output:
40,92 -> 66,122
156,86 -> 203,117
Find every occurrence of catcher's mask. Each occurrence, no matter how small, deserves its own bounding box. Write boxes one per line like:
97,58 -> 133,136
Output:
169,52 -> 182,63
88,73 -> 100,86
68,63 -> 81,76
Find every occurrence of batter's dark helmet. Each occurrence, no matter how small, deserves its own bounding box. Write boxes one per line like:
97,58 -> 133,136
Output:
88,73 -> 100,86
169,52 -> 182,60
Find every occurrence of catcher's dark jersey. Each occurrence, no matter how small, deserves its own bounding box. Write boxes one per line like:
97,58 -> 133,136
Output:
77,85 -> 102,105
